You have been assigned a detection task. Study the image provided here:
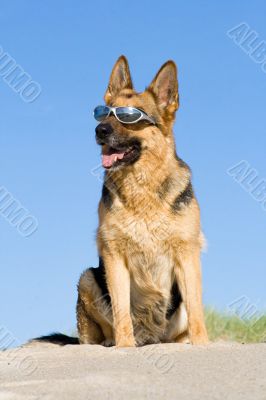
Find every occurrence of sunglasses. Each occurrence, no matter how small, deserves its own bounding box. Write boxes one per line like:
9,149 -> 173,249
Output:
93,105 -> 156,125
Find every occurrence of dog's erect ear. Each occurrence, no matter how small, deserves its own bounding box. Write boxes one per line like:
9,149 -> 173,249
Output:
148,61 -> 179,113
104,56 -> 133,104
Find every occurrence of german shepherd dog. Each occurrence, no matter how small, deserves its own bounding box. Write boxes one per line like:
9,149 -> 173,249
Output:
77,56 -> 208,347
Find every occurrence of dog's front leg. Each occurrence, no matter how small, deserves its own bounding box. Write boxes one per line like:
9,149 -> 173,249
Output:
103,253 -> 135,347
175,243 -> 209,345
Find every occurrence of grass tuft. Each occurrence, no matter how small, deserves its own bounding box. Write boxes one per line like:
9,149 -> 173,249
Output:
205,308 -> 266,343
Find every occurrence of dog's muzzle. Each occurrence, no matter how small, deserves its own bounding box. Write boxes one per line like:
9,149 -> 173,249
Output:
95,123 -> 141,170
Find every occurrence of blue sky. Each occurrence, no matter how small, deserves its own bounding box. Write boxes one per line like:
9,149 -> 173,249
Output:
0,1 -> 265,345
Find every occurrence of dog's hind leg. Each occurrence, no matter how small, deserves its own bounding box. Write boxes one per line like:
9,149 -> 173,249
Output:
77,295 -> 104,344
77,268 -> 114,345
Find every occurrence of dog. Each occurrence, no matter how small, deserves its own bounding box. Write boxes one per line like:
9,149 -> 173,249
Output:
77,56 -> 208,347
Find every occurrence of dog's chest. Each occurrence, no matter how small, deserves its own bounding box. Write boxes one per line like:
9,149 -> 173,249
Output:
128,247 -> 174,290
121,211 -> 175,288
108,195 -> 179,276
113,194 -> 178,245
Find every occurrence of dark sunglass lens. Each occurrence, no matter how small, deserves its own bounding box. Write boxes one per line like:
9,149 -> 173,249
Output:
116,107 -> 142,123
94,106 -> 110,121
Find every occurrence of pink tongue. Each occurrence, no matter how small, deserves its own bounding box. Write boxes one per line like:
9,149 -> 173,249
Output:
102,151 -> 125,168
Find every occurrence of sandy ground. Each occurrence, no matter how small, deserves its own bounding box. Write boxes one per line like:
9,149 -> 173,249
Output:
0,342 -> 265,400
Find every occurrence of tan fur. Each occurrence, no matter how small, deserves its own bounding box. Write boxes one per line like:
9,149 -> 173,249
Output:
77,56 -> 208,347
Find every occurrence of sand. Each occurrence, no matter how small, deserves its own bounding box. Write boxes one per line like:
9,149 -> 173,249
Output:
0,342 -> 265,399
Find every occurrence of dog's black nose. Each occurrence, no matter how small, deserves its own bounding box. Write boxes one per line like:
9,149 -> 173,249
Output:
95,123 -> 113,140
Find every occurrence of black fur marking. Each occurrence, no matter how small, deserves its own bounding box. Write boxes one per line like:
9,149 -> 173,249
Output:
31,333 -> 79,346
91,258 -> 111,305
102,184 -> 113,210
166,281 -> 182,320
119,138 -> 142,167
174,153 -> 191,172
171,182 -> 194,212
157,176 -> 172,200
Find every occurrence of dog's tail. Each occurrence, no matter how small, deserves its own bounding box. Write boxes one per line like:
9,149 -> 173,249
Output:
30,333 -> 79,346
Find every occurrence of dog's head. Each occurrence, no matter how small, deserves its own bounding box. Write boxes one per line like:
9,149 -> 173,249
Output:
95,56 -> 179,171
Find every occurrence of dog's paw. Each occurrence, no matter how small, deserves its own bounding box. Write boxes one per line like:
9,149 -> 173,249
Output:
175,334 -> 190,344
101,338 -> 115,347
190,335 -> 209,345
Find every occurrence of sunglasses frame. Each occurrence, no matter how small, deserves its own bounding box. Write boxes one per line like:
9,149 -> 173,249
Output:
93,106 -> 156,125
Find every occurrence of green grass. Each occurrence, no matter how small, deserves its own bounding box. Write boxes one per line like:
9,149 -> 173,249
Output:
205,308 -> 266,343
